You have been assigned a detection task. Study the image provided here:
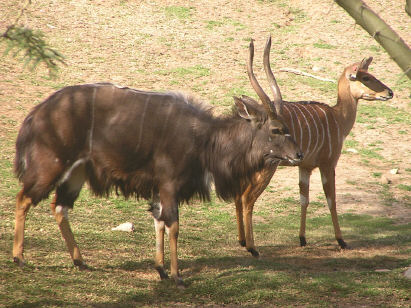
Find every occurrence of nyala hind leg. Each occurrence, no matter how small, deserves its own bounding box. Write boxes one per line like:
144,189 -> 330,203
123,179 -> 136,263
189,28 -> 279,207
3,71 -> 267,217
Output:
51,161 -> 88,269
13,189 -> 33,266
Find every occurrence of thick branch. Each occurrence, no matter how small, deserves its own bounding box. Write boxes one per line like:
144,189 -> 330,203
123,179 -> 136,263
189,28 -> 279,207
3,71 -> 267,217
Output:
335,0 -> 411,79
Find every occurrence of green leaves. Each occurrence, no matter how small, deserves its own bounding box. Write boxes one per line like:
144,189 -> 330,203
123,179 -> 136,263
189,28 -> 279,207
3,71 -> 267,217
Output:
1,25 -> 66,76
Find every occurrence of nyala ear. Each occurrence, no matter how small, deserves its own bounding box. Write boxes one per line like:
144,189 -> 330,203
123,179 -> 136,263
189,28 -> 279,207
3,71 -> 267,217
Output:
234,96 -> 254,120
359,57 -> 373,71
233,96 -> 265,125
348,57 -> 373,81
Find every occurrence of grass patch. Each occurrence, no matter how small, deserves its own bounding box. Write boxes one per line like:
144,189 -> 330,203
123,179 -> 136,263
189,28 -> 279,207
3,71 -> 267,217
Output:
313,41 -> 336,50
397,184 -> 411,192
164,6 -> 194,21
357,104 -> 411,124
206,20 -> 224,30
358,148 -> 384,161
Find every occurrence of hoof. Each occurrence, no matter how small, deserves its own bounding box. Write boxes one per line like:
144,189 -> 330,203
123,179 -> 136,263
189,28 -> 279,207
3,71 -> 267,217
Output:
337,239 -> 348,249
299,236 -> 307,247
239,240 -> 246,247
74,259 -> 89,271
247,248 -> 260,258
155,266 -> 169,280
13,256 -> 25,267
174,276 -> 186,289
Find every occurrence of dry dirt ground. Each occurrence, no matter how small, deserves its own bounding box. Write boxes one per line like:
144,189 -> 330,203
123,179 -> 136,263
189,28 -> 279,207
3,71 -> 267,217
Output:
0,0 -> 410,263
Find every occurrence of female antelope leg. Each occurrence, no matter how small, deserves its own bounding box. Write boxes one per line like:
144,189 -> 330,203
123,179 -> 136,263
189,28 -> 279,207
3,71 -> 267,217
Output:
13,189 -> 33,266
239,166 -> 277,257
50,196 -> 87,269
298,167 -> 313,247
319,166 -> 347,249
235,195 -> 246,247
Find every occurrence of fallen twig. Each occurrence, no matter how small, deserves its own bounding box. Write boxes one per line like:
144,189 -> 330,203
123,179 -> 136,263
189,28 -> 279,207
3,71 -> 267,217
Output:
279,68 -> 336,83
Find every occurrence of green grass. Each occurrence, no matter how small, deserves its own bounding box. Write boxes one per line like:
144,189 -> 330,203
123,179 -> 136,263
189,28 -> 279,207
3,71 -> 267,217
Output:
1,0 -> 410,306
397,184 -> 411,192
313,41 -> 336,50
164,6 -> 194,21
357,104 -> 411,125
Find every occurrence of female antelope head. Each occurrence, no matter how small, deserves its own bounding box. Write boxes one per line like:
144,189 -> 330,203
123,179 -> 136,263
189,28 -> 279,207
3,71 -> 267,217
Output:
344,57 -> 393,101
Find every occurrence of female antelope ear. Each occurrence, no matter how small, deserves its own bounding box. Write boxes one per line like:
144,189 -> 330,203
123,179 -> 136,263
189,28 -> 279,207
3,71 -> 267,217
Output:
348,65 -> 359,81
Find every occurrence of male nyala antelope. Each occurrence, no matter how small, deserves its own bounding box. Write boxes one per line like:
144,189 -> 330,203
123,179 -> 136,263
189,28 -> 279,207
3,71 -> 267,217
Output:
236,37 -> 393,257
13,82 -> 302,286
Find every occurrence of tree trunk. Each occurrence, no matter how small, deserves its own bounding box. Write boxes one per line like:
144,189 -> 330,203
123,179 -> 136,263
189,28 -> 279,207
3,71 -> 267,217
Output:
336,0 -> 411,79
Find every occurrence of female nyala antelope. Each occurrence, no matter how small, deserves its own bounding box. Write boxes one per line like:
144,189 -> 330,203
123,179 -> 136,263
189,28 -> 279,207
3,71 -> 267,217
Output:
12,81 -> 301,286
236,37 -> 393,257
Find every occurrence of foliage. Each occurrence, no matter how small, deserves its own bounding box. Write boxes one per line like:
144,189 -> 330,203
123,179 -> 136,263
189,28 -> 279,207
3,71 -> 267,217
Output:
1,25 -> 66,76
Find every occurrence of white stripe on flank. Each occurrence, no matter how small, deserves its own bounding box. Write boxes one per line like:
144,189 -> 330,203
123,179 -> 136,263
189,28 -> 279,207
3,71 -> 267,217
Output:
304,104 -> 320,159
294,104 -> 311,154
288,104 -> 303,150
299,104 -> 316,159
310,104 -> 326,157
135,95 -> 150,151
317,105 -> 332,159
89,87 -> 97,154
283,104 -> 296,142
159,102 -> 174,145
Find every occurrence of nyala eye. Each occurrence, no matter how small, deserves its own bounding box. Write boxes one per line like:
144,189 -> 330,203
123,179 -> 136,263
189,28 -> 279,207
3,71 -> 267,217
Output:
271,128 -> 281,134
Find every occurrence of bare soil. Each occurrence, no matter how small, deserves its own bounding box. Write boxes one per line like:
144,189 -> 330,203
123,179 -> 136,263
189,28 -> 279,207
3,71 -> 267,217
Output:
1,0 -> 410,260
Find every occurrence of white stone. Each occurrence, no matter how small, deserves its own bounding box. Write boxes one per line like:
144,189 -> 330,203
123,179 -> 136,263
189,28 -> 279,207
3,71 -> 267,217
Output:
403,267 -> 411,279
389,168 -> 399,175
312,65 -> 322,72
112,222 -> 135,232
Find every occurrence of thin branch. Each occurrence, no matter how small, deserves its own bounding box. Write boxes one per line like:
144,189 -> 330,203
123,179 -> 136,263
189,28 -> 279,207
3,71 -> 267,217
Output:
279,68 -> 336,83
3,0 -> 32,37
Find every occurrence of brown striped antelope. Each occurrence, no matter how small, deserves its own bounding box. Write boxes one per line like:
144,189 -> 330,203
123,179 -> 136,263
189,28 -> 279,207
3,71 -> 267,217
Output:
236,37 -> 393,257
12,81 -> 302,286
